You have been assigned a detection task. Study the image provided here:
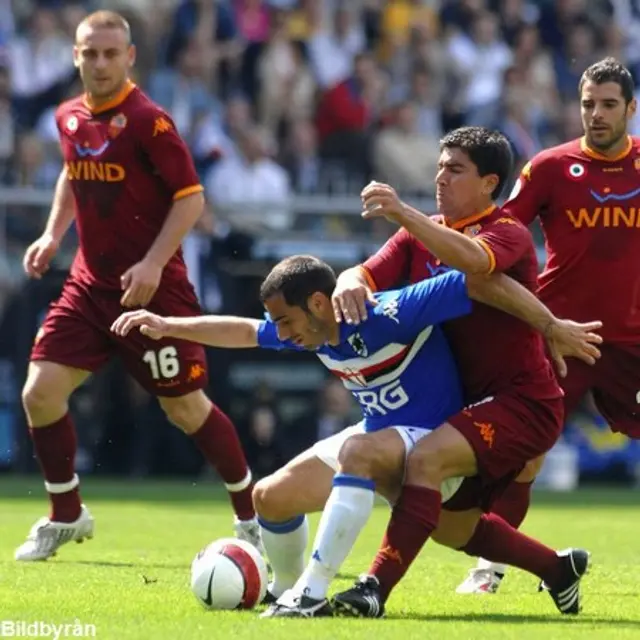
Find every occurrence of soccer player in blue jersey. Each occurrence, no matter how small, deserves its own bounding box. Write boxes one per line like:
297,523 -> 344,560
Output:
112,254 -> 599,617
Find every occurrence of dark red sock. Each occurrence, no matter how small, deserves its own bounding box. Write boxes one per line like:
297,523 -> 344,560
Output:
30,414 -> 81,522
191,404 -> 255,520
369,485 -> 441,601
490,480 -> 533,528
461,513 -> 563,587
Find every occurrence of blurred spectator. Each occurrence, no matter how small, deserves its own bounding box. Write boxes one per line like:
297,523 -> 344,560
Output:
373,101 -> 440,194
447,10 -> 512,127
408,66 -> 444,139
256,9 -> 315,136
280,118 -> 321,193
316,51 -> 383,182
495,0 -> 539,46
205,124 -> 291,231
0,65 -> 14,181
9,7 -> 75,130
553,20 -> 599,100
235,0 -> 271,44
307,6 -> 365,89
11,132 -> 58,188
147,35 -> 221,151
243,402 -> 287,478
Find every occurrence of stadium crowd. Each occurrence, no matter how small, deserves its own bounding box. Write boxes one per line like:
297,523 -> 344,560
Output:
1,0 -> 639,481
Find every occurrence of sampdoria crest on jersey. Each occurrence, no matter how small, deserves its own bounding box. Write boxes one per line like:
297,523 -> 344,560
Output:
348,333 -> 368,358
66,116 -> 78,133
153,116 -> 172,137
108,113 -> 127,139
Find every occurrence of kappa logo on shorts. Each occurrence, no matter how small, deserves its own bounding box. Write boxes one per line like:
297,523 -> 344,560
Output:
474,421 -> 495,448
186,363 -> 206,382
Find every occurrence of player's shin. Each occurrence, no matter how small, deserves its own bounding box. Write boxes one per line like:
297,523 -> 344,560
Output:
259,515 -> 309,597
294,474 -> 375,600
369,485 -> 441,601
190,403 -> 255,521
30,414 -> 82,522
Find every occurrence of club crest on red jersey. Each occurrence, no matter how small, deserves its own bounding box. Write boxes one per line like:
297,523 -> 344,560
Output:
463,224 -> 482,237
566,162 -> 586,180
108,113 -> 127,139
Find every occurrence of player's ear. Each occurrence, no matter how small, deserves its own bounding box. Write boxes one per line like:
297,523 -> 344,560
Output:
627,97 -> 637,120
482,173 -> 499,197
127,44 -> 137,69
72,45 -> 81,69
307,291 -> 325,315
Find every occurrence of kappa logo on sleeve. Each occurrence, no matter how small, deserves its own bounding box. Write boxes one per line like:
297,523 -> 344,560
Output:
382,298 -> 400,324
152,116 -> 173,137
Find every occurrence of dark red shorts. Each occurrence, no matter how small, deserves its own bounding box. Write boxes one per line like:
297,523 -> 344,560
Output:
444,390 -> 563,512
561,343 -> 640,439
31,276 -> 209,397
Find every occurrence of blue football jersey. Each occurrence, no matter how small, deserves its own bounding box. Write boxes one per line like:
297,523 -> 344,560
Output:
257,269 -> 472,432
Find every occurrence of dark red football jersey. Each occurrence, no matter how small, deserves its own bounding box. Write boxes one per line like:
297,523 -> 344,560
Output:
55,80 -> 203,290
503,135 -> 640,344
362,206 -> 561,403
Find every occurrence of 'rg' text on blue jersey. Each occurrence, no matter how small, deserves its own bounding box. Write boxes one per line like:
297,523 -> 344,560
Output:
257,269 -> 472,432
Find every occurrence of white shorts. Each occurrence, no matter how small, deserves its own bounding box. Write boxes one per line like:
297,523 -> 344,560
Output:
311,422 -> 463,503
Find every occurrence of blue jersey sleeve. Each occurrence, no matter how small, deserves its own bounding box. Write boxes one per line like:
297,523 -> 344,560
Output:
256,320 -> 299,351
372,270 -> 472,341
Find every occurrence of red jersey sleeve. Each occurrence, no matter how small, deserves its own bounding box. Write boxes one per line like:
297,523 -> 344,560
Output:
475,216 -> 533,274
362,228 -> 414,290
134,106 -> 203,201
502,151 -> 556,226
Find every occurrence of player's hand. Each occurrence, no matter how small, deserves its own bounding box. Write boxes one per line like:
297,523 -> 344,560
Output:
111,309 -> 169,340
120,258 -> 163,308
332,278 -> 377,324
544,318 -> 603,378
361,181 -> 405,223
23,233 -> 59,279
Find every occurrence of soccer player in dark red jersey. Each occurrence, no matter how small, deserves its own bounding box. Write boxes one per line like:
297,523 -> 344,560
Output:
16,11 -> 260,561
455,57 -> 640,593
330,127 -> 596,616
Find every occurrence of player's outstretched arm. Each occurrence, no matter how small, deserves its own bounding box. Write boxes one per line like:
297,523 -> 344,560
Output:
466,273 -> 603,376
111,310 -> 260,348
360,182 -> 491,274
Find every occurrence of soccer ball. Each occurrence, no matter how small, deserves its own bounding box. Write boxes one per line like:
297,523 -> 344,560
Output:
190,538 -> 268,610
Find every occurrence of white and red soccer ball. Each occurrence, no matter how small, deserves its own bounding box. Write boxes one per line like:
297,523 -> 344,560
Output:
191,538 -> 268,610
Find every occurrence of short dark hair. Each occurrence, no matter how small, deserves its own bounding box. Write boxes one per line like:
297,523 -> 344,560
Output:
579,57 -> 635,104
259,255 -> 336,309
440,126 -> 513,199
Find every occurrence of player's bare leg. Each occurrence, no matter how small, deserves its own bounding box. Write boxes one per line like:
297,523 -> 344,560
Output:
253,450 -> 335,604
457,455 -> 545,594
16,361 -> 95,561
264,428 -> 406,618
158,390 -> 260,550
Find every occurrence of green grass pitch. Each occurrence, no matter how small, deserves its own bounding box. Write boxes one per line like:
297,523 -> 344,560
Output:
1,478 -> 639,639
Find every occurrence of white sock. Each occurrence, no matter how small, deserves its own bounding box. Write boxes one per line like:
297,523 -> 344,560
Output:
477,557 -> 507,575
293,474 -> 375,600
259,515 -> 308,597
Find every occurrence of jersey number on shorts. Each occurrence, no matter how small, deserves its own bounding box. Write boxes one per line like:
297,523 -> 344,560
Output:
142,346 -> 180,379
352,380 -> 410,416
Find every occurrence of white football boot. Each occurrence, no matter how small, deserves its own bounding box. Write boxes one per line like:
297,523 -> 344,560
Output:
234,516 -> 266,556
455,566 -> 504,594
15,505 -> 94,561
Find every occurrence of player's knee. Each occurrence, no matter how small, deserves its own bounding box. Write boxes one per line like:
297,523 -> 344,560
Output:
337,434 -> 376,477
253,476 -> 292,522
406,441 -> 445,486
516,455 -> 545,482
22,375 -> 61,417
159,392 -> 210,434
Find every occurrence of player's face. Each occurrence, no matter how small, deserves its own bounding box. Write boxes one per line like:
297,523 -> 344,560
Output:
580,80 -> 636,151
263,292 -> 332,351
74,26 -> 135,100
435,147 -> 498,219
